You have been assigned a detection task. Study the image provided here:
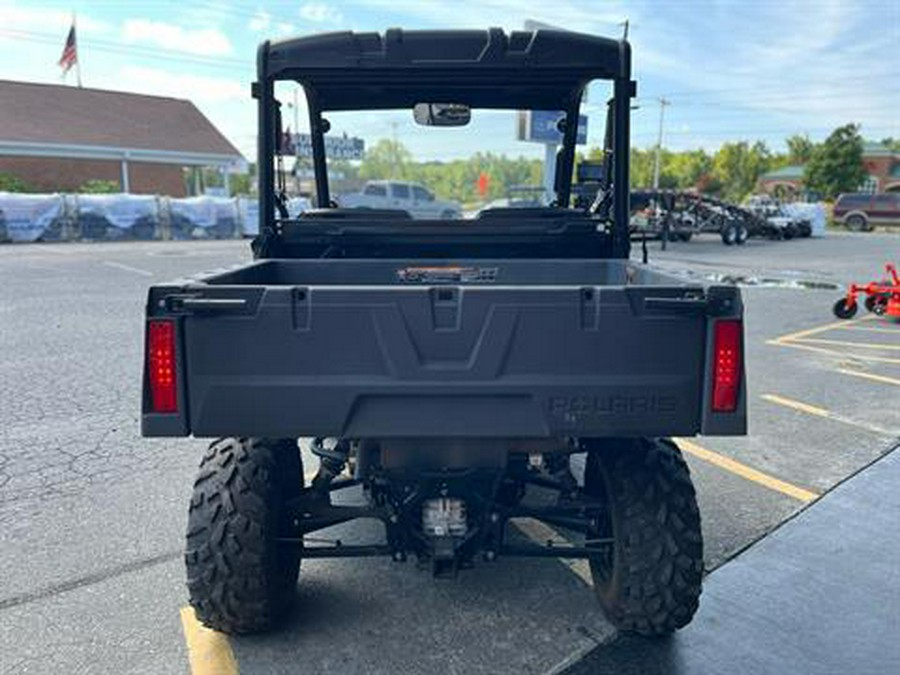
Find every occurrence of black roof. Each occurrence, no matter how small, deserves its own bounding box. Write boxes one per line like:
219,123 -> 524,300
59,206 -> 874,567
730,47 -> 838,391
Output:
261,28 -> 630,111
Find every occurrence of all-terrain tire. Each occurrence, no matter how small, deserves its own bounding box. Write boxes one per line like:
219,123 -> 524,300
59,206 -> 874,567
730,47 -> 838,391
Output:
736,224 -> 749,245
583,437 -> 703,636
185,437 -> 303,634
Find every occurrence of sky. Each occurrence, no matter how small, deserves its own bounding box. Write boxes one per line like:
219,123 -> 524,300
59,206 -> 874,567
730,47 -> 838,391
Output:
1,0 -> 898,163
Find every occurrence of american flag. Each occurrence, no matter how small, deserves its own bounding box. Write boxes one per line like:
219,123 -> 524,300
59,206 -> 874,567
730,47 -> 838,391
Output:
58,24 -> 77,74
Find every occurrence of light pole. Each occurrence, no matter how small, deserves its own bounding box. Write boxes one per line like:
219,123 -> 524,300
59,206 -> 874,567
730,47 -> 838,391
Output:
652,97 -> 670,190
284,87 -> 302,193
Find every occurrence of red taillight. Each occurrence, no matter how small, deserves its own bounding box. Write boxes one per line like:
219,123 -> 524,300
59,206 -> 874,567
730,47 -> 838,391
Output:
712,319 -> 742,412
147,320 -> 177,413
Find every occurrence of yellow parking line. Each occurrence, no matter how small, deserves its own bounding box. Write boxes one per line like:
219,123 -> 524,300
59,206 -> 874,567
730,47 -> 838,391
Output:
513,518 -> 593,586
834,324 -> 900,334
796,337 -> 900,351
766,338 -> 900,365
760,393 -> 830,417
761,393 -> 898,436
772,316 -> 871,343
180,606 -> 239,675
836,368 -> 900,386
675,438 -> 818,503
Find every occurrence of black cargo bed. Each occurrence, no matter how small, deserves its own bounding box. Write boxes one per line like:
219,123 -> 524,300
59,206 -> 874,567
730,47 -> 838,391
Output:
143,259 -> 744,439
198,258 -> 676,287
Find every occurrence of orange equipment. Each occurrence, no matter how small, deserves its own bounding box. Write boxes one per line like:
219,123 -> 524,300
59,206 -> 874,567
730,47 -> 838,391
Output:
832,263 -> 900,319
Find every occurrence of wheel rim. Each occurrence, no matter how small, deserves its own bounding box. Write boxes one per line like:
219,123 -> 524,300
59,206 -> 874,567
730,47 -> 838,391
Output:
584,454 -> 616,587
588,505 -> 615,585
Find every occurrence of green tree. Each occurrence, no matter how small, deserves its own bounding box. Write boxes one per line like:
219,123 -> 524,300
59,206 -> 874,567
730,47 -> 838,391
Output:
785,134 -> 816,164
229,163 -> 256,196
629,148 -> 655,188
879,137 -> 900,153
805,124 -> 865,199
668,149 -> 712,189
359,139 -> 413,180
623,147 -> 711,191
711,141 -> 772,202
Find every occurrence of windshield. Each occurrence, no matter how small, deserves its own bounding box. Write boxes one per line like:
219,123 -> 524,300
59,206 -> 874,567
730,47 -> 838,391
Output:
273,81 -> 607,219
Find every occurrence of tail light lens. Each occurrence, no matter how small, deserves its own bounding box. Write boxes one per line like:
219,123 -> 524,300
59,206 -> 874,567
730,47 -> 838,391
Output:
712,319 -> 742,412
147,320 -> 177,413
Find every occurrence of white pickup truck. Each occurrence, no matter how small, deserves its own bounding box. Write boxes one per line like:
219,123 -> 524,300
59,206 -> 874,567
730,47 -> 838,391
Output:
337,180 -> 461,219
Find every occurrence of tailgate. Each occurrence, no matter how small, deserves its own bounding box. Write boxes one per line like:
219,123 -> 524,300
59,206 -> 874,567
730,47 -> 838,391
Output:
143,283 -> 744,438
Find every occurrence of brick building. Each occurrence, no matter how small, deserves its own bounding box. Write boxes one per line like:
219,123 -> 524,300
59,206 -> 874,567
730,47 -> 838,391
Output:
0,80 -> 244,197
757,142 -> 900,196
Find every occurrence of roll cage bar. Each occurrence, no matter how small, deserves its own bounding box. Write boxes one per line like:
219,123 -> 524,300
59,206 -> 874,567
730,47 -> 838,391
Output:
253,28 -> 635,258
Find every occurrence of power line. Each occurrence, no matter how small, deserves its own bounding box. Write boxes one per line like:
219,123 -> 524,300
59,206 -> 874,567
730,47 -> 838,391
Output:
643,72 -> 893,100
0,27 -> 254,73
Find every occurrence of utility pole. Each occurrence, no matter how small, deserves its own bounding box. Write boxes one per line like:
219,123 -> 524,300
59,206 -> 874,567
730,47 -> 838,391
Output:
652,97 -> 670,189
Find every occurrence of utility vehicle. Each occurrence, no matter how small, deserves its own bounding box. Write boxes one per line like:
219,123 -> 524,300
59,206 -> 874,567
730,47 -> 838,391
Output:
142,28 -> 747,637
337,180 -> 461,219
833,192 -> 900,231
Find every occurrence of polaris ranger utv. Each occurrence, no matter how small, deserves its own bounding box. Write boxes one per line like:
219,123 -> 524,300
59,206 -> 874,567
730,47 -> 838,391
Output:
142,28 -> 746,636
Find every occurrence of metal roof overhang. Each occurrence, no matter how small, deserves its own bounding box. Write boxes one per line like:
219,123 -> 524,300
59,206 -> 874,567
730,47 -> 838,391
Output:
0,140 -> 245,169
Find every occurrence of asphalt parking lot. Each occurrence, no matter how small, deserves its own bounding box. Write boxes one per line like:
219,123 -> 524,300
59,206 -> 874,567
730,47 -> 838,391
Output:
1,231 -> 898,674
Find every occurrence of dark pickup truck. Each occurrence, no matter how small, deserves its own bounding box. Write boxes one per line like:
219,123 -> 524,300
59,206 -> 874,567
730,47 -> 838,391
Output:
143,29 -> 746,637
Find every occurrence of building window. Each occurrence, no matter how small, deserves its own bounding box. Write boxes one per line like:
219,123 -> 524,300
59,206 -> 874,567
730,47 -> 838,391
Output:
859,175 -> 878,193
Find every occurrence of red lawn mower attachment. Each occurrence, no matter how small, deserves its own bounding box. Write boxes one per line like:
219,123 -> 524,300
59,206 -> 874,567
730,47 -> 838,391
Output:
832,263 -> 900,319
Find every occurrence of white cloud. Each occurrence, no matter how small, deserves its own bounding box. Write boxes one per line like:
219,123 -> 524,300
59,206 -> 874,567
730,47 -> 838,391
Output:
107,66 -> 246,104
249,9 -> 272,32
299,3 -> 344,25
354,0 -> 626,32
628,1 -> 899,147
274,22 -> 298,37
0,1 -> 112,35
121,19 -> 233,57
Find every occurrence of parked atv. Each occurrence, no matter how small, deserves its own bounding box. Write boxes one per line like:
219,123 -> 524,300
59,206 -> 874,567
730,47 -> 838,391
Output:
142,28 -> 747,637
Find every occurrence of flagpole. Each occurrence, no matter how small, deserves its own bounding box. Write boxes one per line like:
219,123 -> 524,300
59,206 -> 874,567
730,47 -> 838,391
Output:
73,12 -> 83,88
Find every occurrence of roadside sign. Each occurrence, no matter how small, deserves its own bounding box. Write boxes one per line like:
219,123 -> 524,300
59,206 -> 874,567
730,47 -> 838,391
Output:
292,133 -> 365,159
517,110 -> 588,145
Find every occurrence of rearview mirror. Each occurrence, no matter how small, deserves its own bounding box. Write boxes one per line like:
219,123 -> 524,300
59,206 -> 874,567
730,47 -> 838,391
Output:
413,103 -> 471,127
